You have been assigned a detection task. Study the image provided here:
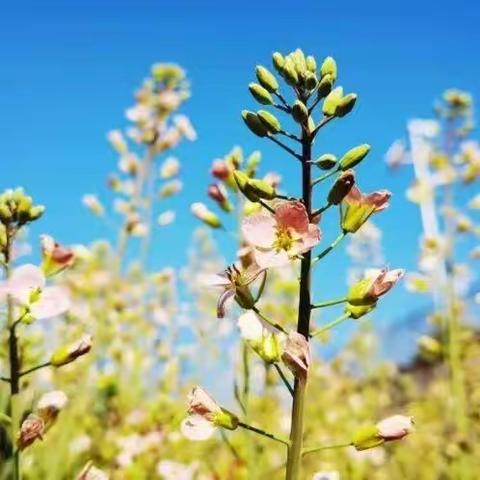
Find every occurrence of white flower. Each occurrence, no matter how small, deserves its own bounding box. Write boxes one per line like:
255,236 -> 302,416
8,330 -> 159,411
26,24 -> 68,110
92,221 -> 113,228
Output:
160,157 -> 180,179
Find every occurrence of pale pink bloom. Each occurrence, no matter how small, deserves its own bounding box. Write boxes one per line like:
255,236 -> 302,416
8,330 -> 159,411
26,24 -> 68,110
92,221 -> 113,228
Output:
376,415 -> 414,441
204,263 -> 265,318
242,201 -> 321,268
365,268 -> 405,301
41,234 -> 75,276
0,264 -> 70,320
174,114 -> 197,141
82,194 -> 104,216
344,186 -> 391,213
37,390 -> 68,423
186,386 -> 221,420
210,159 -> 231,180
282,331 -> 311,383
181,414 -> 216,441
263,172 -> 282,188
237,310 -> 275,341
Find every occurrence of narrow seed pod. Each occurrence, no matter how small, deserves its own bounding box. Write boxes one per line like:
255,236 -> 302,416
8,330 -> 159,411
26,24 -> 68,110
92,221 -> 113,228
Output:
339,144 -> 371,170
314,153 -> 337,170
257,110 -> 282,134
241,110 -> 269,137
292,100 -> 309,123
272,52 -> 285,73
248,83 -> 273,105
323,87 -> 343,116
306,55 -> 317,73
320,56 -> 337,82
336,93 -> 357,117
255,66 -> 279,93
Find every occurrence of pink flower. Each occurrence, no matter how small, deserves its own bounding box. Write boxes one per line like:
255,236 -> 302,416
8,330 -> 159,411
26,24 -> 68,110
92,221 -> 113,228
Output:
341,186 -> 391,233
181,387 -> 238,441
242,201 -> 321,268
376,415 -> 414,441
210,160 -> 232,181
204,264 -> 266,318
281,331 -> 311,383
0,264 -> 70,321
41,235 -> 75,276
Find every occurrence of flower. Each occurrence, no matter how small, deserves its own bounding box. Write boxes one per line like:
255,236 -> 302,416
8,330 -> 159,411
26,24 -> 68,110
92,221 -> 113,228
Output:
17,414 -> 44,450
158,210 -> 176,226
207,184 -> 232,212
341,186 -> 391,233
174,115 -> 197,141
242,201 -> 321,268
347,268 -> 405,307
82,194 -> 104,216
281,331 -> 311,383
0,264 -> 70,322
376,415 -> 414,441
181,387 -> 238,441
160,156 -> 180,179
190,202 -> 222,229
50,334 -> 93,367
107,129 -> 128,154
204,263 -> 265,318
41,234 -> 75,276
37,390 -> 68,426
210,159 -> 232,181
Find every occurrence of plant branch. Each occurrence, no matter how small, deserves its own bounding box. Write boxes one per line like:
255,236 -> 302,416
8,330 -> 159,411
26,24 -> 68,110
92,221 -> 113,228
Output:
312,115 -> 336,139
311,312 -> 351,338
238,421 -> 289,446
302,442 -> 352,456
273,363 -> 294,397
267,136 -> 302,161
251,306 -> 288,335
311,202 -> 332,218
312,232 -> 347,266
311,297 -> 347,309
19,362 -> 52,378
311,169 -> 338,187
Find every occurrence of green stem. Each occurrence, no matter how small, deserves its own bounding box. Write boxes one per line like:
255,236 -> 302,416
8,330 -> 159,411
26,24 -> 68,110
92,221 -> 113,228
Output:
258,199 -> 275,214
311,313 -> 351,338
238,421 -> 289,446
251,306 -> 288,335
312,115 -> 336,139
302,442 -> 352,456
267,135 -> 302,161
18,361 -> 51,378
311,168 -> 338,187
312,232 -> 346,266
311,203 -> 332,218
311,297 -> 347,309
274,363 -> 294,397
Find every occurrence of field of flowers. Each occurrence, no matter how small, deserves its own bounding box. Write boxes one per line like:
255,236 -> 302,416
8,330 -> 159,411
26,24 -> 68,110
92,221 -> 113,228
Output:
1,49 -> 479,480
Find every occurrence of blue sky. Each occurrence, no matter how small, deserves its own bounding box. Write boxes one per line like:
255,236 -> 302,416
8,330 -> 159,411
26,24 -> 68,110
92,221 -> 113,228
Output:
1,0 -> 479,357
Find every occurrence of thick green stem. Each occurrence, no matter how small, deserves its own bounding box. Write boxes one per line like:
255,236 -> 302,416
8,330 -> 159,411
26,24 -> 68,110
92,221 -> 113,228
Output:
286,127 -> 312,480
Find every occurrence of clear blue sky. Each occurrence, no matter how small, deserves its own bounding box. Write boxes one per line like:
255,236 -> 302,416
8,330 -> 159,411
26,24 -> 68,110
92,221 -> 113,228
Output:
1,0 -> 479,357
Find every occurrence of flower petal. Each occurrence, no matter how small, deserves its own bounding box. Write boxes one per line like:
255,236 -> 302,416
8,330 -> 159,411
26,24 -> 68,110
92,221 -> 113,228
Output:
254,249 -> 291,268
5,264 -> 46,304
30,286 -> 70,320
275,201 -> 309,233
180,415 -> 216,441
241,214 -> 276,248
217,288 -> 235,318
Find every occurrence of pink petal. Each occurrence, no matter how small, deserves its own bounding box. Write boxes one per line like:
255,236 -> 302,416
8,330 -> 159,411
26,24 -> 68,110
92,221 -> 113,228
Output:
181,415 -> 216,441
366,190 -> 391,211
200,273 -> 231,288
6,264 -> 46,304
291,224 -> 321,255
241,214 -> 276,248
237,311 -> 264,341
254,249 -> 291,268
217,288 -> 235,318
30,286 -> 70,320
275,201 -> 309,233
344,185 -> 362,205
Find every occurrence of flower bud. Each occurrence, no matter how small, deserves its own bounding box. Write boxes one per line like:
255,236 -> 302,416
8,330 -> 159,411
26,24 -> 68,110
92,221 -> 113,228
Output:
320,56 -> 337,82
292,100 -> 309,123
257,110 -> 282,134
210,160 -> 231,181
41,235 -> 75,276
245,178 -> 277,200
28,205 -> 45,221
282,331 -> 310,383
191,203 -> 222,229
207,184 -> 233,212
248,83 -> 274,105
336,93 -> 357,117
327,170 -> 355,205
304,71 -> 318,90
345,302 -> 375,319
314,153 -> 337,170
352,425 -> 384,451
259,333 -> 282,364
82,195 -> 104,216
0,203 -> 13,223
241,110 -> 269,137
17,414 -> 44,450
50,334 -> 93,367
339,144 -> 371,170
233,170 -> 258,202
306,55 -> 317,72
272,52 -> 285,72
292,49 -> 307,74
317,74 -> 333,99
107,130 -> 128,154
323,87 -> 343,116
255,65 -> 279,92
281,59 -> 299,86
37,390 -> 68,427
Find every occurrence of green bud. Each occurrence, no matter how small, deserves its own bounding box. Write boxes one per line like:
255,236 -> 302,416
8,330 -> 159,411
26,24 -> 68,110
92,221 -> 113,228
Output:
314,153 -> 337,170
323,87 -> 343,116
17,195 -> 33,216
352,425 -> 384,451
306,55 -> 317,73
327,171 -> 355,205
257,110 -> 282,134
317,74 -> 333,98
320,56 -> 337,82
0,203 -> 12,223
272,52 -> 285,73
233,170 -> 258,202
248,83 -> 274,105
256,66 -> 279,93
213,408 -> 239,430
336,93 -> 357,117
281,59 -> 299,86
241,110 -> 269,137
304,71 -> 318,90
259,334 -> 282,364
245,151 -> 262,177
339,144 -> 371,170
291,49 -> 307,75
292,100 -> 309,123
245,178 -> 276,200
345,302 -> 376,319
243,200 -> 262,216
28,205 -> 45,221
